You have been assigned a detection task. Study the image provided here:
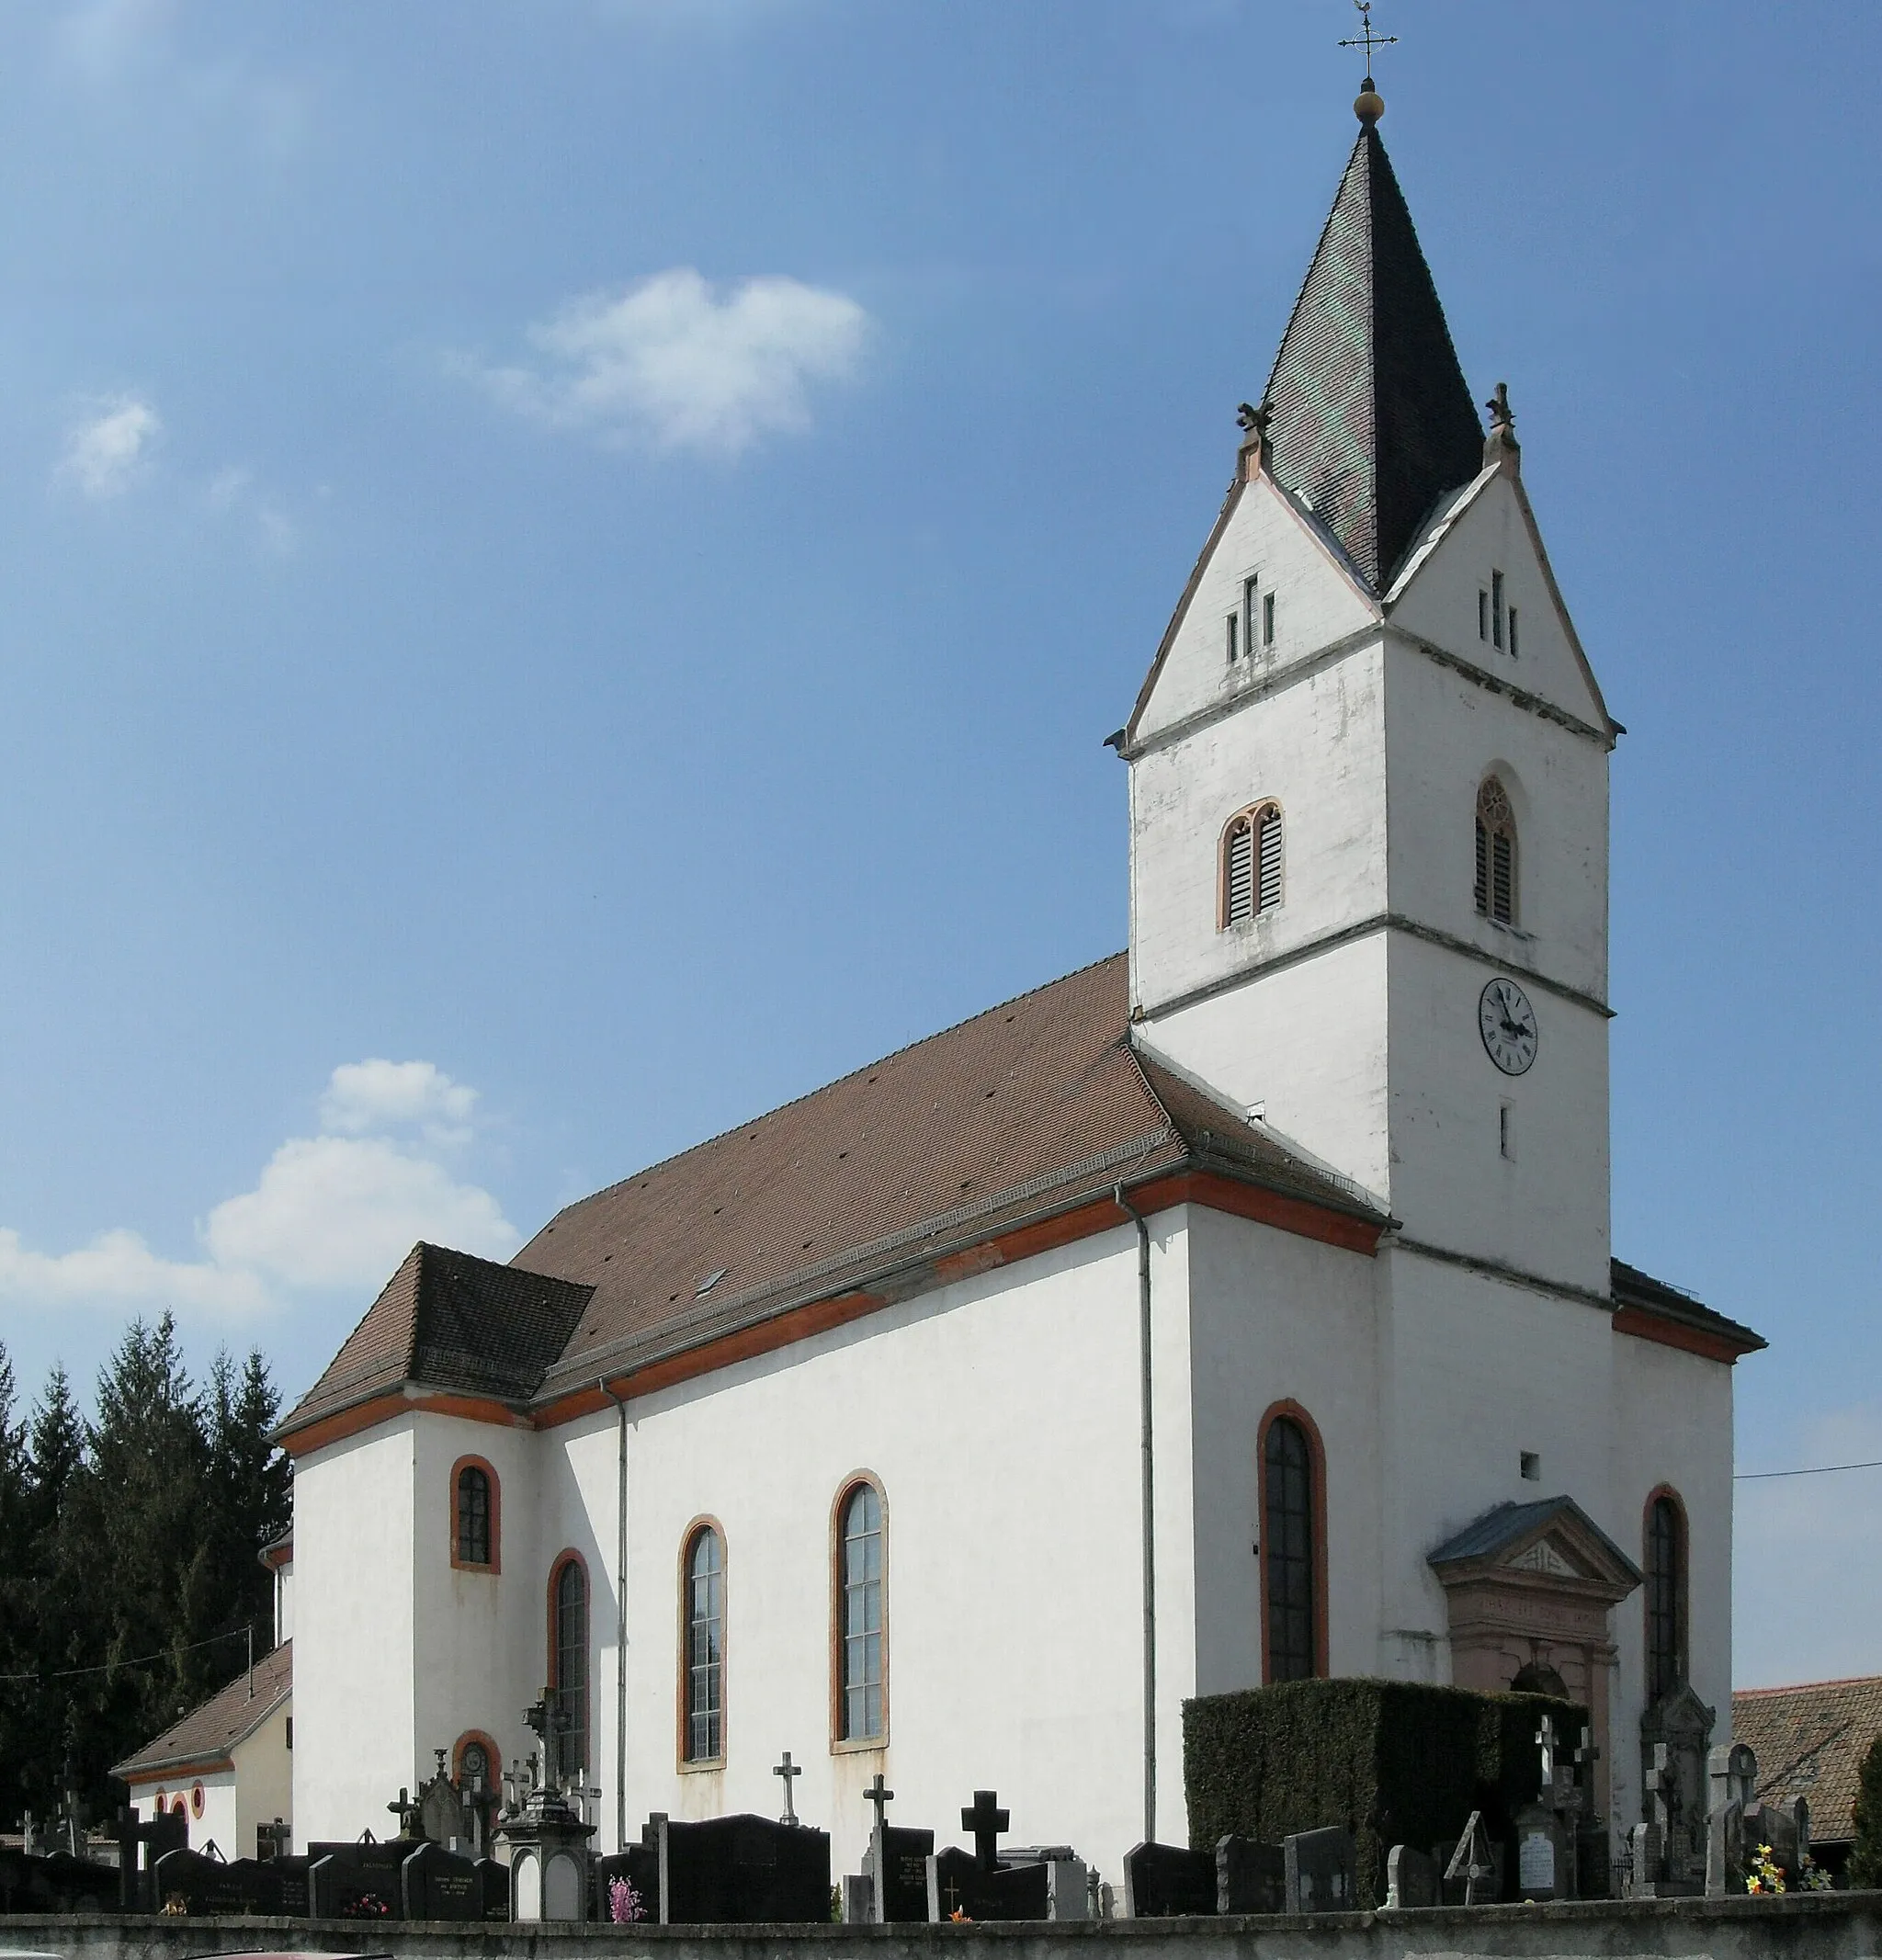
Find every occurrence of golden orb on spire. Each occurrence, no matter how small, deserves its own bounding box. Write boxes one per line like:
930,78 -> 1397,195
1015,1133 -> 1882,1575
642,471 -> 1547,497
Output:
1355,78 -> 1385,124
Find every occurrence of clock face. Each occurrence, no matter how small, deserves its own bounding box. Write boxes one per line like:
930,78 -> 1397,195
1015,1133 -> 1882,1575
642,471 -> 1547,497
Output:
1479,977 -> 1538,1075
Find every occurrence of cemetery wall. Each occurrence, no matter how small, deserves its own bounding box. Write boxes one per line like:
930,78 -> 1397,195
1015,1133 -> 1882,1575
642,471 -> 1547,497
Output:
294,1419 -> 419,1845
6,1896 -> 1882,1960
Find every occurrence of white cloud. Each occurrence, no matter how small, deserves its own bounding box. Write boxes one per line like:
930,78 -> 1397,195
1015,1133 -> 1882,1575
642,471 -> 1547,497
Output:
465,268 -> 870,456
203,1134 -> 516,1291
0,1226 -> 266,1314
208,464 -> 300,556
0,1059 -> 518,1320
56,395 -> 161,499
320,1059 -> 478,1144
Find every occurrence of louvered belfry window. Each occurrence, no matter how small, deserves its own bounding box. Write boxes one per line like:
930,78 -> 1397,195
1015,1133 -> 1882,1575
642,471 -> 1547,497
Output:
1474,776 -> 1517,924
1222,802 -> 1283,927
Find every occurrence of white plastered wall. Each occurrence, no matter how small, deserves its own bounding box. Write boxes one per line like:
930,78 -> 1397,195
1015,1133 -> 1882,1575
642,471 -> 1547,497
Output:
291,1420 -> 417,1847
232,1701 -> 294,1858
1184,1207 -> 1383,1696
609,1224 -> 1169,1884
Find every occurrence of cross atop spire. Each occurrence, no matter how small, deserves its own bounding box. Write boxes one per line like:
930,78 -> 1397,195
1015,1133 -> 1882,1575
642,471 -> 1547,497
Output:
1338,1 -> 1397,76
1339,1 -> 1396,123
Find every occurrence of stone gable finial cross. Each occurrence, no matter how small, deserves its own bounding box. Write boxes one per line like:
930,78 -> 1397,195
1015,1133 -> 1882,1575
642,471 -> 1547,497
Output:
1338,1 -> 1398,77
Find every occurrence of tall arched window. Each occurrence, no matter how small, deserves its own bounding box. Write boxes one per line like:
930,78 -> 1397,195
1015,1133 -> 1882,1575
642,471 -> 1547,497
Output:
453,1459 -> 498,1570
550,1555 -> 589,1778
836,1480 -> 885,1743
1474,776 -> 1518,924
1644,1490 -> 1687,1705
683,1524 -> 725,1763
1260,1406 -> 1325,1682
1221,801 -> 1284,927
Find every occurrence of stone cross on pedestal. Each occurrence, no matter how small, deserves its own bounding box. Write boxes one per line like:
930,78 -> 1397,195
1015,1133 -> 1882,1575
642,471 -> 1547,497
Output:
774,1752 -> 801,1826
865,1773 -> 894,1840
962,1790 -> 1009,1873
1535,1715 -> 1559,1785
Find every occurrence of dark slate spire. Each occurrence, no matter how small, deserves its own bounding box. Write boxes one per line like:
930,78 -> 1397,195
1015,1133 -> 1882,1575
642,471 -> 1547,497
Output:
1260,122 -> 1484,592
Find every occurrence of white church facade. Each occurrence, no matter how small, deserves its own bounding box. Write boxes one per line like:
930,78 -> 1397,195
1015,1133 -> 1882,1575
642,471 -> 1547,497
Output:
267,98 -> 1762,1887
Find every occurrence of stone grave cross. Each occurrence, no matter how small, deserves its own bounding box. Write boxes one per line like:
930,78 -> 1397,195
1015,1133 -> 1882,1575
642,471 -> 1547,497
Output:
962,1789 -> 1010,1873
774,1751 -> 802,1826
1535,1715 -> 1559,1784
388,1786 -> 420,1836
865,1773 -> 894,1840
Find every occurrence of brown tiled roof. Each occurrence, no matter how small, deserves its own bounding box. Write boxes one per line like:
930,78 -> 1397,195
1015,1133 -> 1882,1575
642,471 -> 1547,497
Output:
285,1243 -> 593,1437
283,955 -> 1385,1438
1732,1676 -> 1882,1844
111,1640 -> 292,1782
1611,1259 -> 1766,1355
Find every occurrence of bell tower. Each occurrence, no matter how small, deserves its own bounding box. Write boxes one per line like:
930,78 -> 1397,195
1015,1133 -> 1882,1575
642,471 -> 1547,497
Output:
1115,85 -> 1619,1298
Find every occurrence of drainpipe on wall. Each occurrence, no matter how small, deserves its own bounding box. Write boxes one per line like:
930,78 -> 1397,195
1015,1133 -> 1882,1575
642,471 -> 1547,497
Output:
1115,1184 -> 1156,1847
601,1380 -> 630,1852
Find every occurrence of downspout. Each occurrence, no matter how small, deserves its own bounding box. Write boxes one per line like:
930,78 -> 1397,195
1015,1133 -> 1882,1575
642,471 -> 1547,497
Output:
601,1381 -> 630,1852
1115,1184 -> 1156,1846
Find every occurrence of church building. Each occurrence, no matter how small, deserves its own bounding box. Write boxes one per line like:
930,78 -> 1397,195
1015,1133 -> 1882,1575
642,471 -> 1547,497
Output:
269,85 -> 1763,1886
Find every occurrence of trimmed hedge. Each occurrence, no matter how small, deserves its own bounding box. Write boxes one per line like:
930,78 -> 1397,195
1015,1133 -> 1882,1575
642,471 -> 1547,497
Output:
1183,1678 -> 1588,1907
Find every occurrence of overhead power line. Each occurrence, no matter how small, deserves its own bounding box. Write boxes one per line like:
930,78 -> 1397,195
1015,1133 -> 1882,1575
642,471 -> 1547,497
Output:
0,1623 -> 253,1686
1736,1458 -> 1882,1481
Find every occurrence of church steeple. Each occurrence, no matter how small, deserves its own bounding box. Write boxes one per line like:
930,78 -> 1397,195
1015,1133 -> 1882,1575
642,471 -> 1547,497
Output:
1258,121 -> 1484,592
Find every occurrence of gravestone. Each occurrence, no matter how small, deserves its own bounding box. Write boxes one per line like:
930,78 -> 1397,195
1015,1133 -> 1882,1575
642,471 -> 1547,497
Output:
1705,1740 -> 1757,1898
1044,1857 -> 1090,1920
655,1812 -> 831,1923
1283,1827 -> 1355,1914
307,1838 -> 408,1918
401,1840 -> 493,1920
273,1855 -> 312,1916
0,1848 -> 55,1914
37,1849 -> 120,1914
867,1823 -> 935,1922
594,1843 -> 656,1923
1643,1685 -> 1715,1893
153,1846 -> 287,1917
1383,1844 -> 1437,1910
116,1805 -> 187,1910
1623,1821 -> 1661,1900
1216,1835 -> 1284,1915
924,1846 -> 1048,1921
1123,1841 -> 1216,1918
1513,1803 -> 1565,1902
842,1875 -> 873,1923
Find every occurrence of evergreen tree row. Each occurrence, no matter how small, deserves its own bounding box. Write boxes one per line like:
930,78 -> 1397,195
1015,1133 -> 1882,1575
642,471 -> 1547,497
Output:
0,1312 -> 292,1831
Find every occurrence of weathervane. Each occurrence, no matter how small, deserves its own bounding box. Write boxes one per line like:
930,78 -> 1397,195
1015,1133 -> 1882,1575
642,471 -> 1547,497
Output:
1338,0 -> 1397,75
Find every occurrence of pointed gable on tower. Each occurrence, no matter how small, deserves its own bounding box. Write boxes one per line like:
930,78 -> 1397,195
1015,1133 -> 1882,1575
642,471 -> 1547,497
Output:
1262,121 -> 1484,592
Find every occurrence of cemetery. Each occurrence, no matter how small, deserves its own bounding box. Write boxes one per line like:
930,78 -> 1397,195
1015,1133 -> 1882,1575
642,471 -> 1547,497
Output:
2,1675 -> 1878,1955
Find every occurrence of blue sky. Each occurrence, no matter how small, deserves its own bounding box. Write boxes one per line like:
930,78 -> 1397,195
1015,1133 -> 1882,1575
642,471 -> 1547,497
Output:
0,1 -> 1874,1688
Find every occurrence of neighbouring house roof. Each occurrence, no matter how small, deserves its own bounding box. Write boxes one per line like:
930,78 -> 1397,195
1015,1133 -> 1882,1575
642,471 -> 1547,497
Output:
1733,1676 -> 1882,1845
1611,1258 -> 1766,1361
280,953 -> 1389,1443
111,1640 -> 292,1783
1261,122 -> 1486,593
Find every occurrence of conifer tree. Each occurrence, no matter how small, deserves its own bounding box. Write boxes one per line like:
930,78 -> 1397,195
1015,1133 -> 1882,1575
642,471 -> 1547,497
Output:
0,1343 -> 31,1825
1851,1731 -> 1882,1889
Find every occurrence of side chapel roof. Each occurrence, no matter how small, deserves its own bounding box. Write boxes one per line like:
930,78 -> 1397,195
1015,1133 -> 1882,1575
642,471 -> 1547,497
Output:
1732,1676 -> 1882,1846
111,1640 -> 293,1783
281,954 -> 1386,1440
1261,121 -> 1486,592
